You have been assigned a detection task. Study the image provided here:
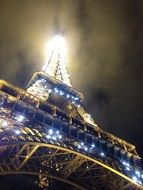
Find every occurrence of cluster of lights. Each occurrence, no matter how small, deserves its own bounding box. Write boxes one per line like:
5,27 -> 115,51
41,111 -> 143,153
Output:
42,35 -> 72,87
0,116 -> 10,128
122,161 -> 143,185
122,161 -> 131,171
37,79 -> 47,84
2,120 -> 8,127
132,169 -> 143,185
77,141 -> 106,159
0,115 -> 23,134
77,141 -> 143,186
100,152 -> 105,157
4,113 -> 143,188
3,111 -> 143,187
16,115 -> 25,122
14,129 -> 21,135
9,114 -> 143,187
10,118 -> 143,187
78,142 -> 88,151
132,175 -> 142,185
33,78 -> 81,106
53,87 -> 80,104
46,129 -> 62,141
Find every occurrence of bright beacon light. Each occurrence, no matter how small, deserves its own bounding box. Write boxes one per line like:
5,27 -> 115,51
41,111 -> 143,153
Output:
43,35 -> 67,63
42,34 -> 72,87
54,35 -> 66,53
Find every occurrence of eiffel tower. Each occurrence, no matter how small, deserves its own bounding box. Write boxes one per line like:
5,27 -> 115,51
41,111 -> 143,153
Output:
0,35 -> 142,190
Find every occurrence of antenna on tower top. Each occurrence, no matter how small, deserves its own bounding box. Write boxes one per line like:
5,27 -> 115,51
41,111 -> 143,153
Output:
42,35 -> 72,87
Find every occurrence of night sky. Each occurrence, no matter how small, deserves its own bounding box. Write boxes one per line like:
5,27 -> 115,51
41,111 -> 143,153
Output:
0,0 -> 143,188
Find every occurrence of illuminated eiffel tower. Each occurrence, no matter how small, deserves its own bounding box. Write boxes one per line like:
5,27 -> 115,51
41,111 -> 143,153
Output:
0,35 -> 143,190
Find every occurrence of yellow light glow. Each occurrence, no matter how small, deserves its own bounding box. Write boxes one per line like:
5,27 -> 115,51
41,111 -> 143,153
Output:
45,35 -> 67,58
42,35 -> 71,87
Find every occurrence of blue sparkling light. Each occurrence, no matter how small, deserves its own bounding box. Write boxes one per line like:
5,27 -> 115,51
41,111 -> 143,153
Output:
91,143 -> 95,148
49,129 -> 53,135
126,167 -> 130,171
135,170 -> 140,176
15,130 -> 21,135
17,115 -> 24,122
46,135 -> 50,139
132,176 -> 138,182
122,161 -> 130,167
100,152 -> 105,157
66,94 -> 70,98
58,135 -> 62,139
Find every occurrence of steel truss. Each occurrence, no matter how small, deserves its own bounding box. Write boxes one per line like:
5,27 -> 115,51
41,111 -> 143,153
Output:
0,81 -> 142,189
0,131 -> 142,190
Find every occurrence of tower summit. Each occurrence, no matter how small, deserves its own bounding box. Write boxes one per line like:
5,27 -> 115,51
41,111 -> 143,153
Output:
0,35 -> 142,190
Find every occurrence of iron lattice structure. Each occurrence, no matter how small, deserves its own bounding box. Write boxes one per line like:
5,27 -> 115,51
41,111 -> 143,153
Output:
0,35 -> 143,190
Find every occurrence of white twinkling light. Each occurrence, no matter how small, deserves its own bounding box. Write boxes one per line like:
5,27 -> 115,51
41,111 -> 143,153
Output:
58,135 -> 62,139
91,143 -> 95,148
59,91 -> 64,95
52,136 -> 57,140
100,152 -> 105,157
138,181 -> 142,185
66,94 -> 70,98
126,167 -> 130,171
48,89 -> 52,93
49,129 -> 53,135
135,170 -> 140,176
78,144 -> 81,149
81,142 -> 84,146
15,130 -> 21,135
46,135 -> 50,139
54,88 -> 59,93
17,115 -> 24,122
132,176 -> 138,182
122,161 -> 130,167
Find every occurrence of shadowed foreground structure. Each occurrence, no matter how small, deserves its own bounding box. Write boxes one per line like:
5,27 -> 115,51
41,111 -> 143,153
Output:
0,36 -> 143,190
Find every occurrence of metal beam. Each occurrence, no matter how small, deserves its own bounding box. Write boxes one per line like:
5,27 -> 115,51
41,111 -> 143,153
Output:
16,145 -> 39,170
62,155 -> 86,178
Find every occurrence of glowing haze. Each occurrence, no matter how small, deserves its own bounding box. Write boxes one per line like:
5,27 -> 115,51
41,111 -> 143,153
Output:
43,35 -> 67,61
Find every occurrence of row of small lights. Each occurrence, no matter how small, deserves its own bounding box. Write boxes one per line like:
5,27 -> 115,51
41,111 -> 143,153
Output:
1,115 -> 25,127
122,161 -> 143,185
12,118 -> 143,186
12,122 -> 143,185
46,129 -> 62,140
77,141 -> 105,157
1,113 -> 143,186
53,87 -> 79,103
77,140 -> 143,185
1,115 -> 25,135
37,79 -> 81,106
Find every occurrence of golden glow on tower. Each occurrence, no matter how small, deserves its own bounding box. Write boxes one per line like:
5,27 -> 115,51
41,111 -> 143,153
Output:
44,35 -> 67,57
42,35 -> 71,87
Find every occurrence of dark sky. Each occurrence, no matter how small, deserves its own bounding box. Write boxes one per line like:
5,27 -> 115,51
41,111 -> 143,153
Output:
0,0 -> 143,158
